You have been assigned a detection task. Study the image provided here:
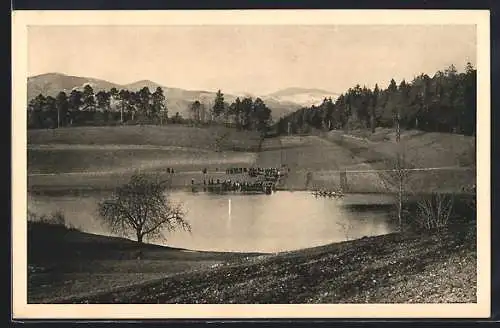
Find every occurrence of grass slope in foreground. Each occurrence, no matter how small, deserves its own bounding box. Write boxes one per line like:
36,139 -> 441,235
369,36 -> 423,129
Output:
29,219 -> 476,304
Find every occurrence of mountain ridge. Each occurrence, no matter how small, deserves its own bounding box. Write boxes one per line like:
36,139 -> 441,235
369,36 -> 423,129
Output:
27,72 -> 338,119
267,87 -> 338,97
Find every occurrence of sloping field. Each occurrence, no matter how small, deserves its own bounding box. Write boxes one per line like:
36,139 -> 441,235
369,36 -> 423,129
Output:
28,146 -> 256,174
28,224 -> 262,303
27,126 -> 476,193
323,129 -> 476,193
326,128 -> 476,168
257,136 -> 387,192
47,222 -> 476,304
28,125 -> 262,152
27,125 -> 263,191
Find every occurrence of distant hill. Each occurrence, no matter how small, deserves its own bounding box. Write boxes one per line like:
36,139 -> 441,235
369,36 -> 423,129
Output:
264,87 -> 340,108
27,73 -> 119,99
27,73 -> 328,119
267,87 -> 335,97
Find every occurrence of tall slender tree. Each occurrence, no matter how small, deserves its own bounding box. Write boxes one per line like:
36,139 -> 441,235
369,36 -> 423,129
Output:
138,87 -> 152,118
212,90 -> 225,120
152,87 -> 167,124
371,84 -> 380,133
55,91 -> 69,128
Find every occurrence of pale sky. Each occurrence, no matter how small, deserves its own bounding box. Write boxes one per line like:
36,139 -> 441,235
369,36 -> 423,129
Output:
28,25 -> 476,95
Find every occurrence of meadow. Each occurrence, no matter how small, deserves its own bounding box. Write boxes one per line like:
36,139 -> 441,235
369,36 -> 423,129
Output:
28,125 -> 263,151
27,125 -> 477,194
28,125 -> 262,191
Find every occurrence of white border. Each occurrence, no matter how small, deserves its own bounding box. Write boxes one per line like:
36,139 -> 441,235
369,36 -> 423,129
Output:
12,9 -> 491,319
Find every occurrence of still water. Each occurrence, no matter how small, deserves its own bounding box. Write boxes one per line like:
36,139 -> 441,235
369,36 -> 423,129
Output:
28,191 -> 397,253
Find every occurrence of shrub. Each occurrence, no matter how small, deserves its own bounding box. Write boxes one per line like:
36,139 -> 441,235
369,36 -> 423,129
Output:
415,193 -> 454,230
27,210 -> 79,231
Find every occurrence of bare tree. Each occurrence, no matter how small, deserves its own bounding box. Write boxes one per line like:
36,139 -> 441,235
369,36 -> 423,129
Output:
395,111 -> 404,230
378,111 -> 410,231
98,173 -> 191,244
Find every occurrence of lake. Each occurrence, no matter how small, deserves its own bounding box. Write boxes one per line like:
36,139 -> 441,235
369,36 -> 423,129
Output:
28,190 -> 398,253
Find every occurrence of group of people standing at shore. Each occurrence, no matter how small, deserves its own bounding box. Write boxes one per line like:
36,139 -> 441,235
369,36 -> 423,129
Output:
188,166 -> 286,194
223,166 -> 285,179
197,179 -> 271,193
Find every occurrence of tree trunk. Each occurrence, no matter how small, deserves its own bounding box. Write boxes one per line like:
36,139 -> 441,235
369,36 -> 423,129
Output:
396,112 -> 403,231
136,231 -> 143,244
398,169 -> 403,231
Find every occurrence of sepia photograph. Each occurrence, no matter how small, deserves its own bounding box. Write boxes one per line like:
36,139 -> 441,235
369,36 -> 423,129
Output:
12,10 -> 490,319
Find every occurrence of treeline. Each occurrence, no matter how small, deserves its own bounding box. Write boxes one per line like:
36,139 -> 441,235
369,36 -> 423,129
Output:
276,63 -> 477,136
27,85 -> 273,135
189,90 -> 272,136
28,85 -> 169,128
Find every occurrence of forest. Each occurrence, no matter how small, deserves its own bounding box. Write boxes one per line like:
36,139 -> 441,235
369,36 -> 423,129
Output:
27,85 -> 273,136
275,63 -> 477,136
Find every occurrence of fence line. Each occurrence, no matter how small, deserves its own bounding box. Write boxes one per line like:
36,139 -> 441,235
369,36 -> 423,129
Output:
320,166 -> 475,174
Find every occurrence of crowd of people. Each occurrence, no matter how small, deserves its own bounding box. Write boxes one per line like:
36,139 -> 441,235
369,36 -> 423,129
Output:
201,179 -> 274,193
248,167 -> 282,178
172,165 -> 290,194
222,166 -> 287,179
224,167 -> 248,175
189,166 -> 286,194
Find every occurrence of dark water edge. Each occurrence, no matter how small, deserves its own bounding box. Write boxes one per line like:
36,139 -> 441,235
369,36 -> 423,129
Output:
28,185 -> 476,199
28,186 -> 476,227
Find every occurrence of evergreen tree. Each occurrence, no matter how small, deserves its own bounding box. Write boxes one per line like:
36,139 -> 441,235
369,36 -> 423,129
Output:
212,90 -> 225,119
82,84 -> 96,111
152,87 -> 167,124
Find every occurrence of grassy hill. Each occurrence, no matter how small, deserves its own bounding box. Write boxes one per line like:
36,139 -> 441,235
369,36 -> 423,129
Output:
27,125 -> 476,194
324,128 -> 476,193
28,218 -> 476,304
28,219 -> 261,303
28,124 -> 262,151
27,125 -> 263,191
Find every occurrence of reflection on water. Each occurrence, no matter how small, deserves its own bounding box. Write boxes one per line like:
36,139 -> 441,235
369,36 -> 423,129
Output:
28,191 -> 397,253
